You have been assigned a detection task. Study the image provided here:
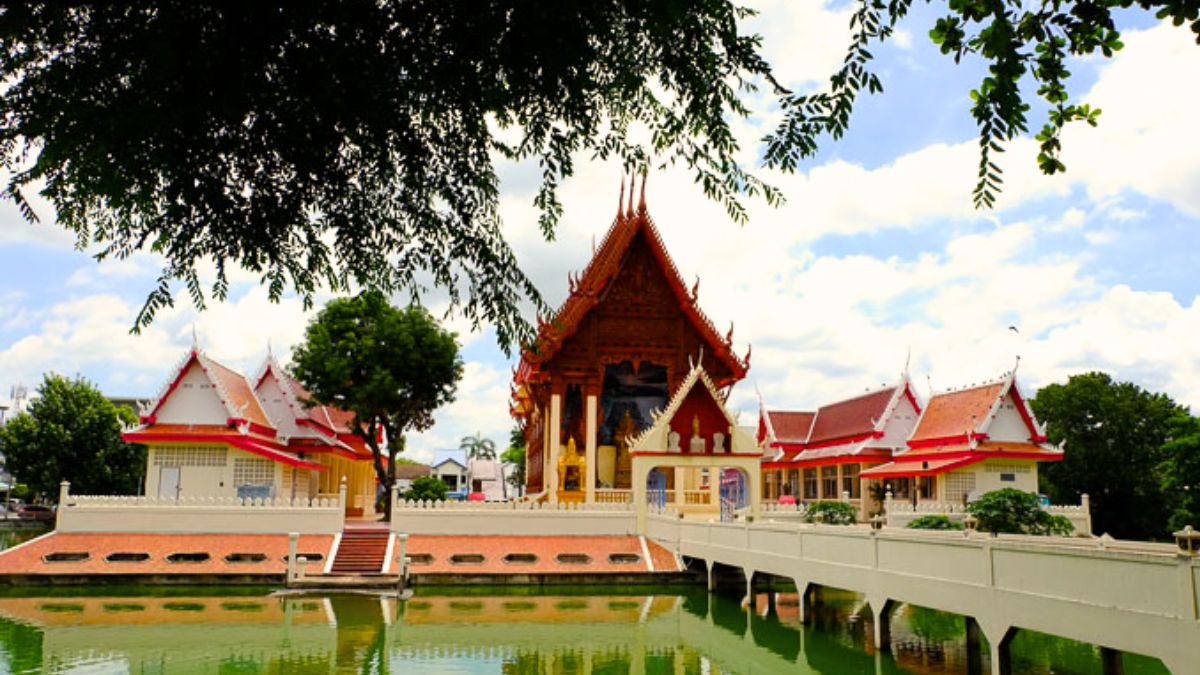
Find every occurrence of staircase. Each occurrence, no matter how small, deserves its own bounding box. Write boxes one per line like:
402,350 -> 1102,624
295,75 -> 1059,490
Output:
329,529 -> 391,574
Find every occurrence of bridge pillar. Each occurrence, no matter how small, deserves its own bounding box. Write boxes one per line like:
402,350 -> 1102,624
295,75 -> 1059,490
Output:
706,560 -> 715,592
741,570 -> 755,608
1100,647 -> 1124,675
792,579 -> 810,624
984,626 -> 1014,675
868,597 -> 894,652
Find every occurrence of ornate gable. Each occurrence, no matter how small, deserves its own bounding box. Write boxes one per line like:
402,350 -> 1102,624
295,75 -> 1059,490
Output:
515,175 -> 749,396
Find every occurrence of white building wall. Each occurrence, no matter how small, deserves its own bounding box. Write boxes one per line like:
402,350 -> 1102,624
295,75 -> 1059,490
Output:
154,363 -> 230,425
987,394 -> 1031,441
878,394 -> 920,447
972,459 -> 1039,494
143,444 -> 286,500
255,372 -> 302,437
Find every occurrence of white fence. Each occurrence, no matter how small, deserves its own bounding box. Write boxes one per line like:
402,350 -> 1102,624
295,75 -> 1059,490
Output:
390,499 -> 637,536
55,481 -> 345,534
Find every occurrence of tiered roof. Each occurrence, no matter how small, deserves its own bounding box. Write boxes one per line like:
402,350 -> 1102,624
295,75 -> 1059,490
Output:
125,347 -> 372,469
861,371 -> 1061,479
760,377 -> 921,468
514,175 -> 749,392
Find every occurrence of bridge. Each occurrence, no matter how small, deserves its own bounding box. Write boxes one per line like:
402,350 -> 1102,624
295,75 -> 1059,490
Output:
644,513 -> 1198,675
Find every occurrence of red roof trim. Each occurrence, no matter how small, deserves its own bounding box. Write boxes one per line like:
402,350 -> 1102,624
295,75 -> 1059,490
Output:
901,382 -> 923,416
628,451 -> 763,458
803,431 -> 881,450
861,449 -> 1063,479
120,431 -> 325,470
908,432 -> 988,449
1006,383 -> 1048,442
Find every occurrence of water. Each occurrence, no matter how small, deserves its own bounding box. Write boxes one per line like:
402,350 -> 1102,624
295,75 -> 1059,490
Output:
0,585 -> 1172,674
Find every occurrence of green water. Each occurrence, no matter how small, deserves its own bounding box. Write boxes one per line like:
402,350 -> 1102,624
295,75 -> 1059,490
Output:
0,585 -> 1172,674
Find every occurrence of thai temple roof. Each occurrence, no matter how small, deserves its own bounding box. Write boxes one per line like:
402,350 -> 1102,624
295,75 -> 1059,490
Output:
515,173 -> 748,388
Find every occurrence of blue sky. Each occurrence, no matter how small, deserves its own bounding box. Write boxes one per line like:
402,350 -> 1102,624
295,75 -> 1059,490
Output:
1,2 -> 1198,463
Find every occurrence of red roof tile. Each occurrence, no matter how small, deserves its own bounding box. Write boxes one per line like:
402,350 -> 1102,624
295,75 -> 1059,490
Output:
203,355 -> 274,429
385,535 -> 680,575
807,387 -> 896,444
766,411 -> 815,444
910,382 -> 1005,443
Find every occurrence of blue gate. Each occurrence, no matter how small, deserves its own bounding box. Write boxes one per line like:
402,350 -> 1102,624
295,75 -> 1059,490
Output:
719,469 -> 746,522
647,469 -> 666,509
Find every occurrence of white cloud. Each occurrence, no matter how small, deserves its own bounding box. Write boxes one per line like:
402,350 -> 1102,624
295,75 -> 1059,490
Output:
892,29 -> 914,50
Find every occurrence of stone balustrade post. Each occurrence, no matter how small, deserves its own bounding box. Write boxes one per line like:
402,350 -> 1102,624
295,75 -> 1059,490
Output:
397,533 -> 409,592
59,481 -> 71,506
338,476 -> 348,511
286,532 -> 299,585
1081,493 -> 1092,535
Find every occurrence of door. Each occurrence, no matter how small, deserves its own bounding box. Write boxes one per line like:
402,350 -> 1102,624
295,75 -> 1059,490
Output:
647,469 -> 666,508
158,466 -> 181,500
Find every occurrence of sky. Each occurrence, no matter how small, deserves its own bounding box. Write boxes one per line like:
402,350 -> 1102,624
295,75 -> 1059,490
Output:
1,3 -> 1198,464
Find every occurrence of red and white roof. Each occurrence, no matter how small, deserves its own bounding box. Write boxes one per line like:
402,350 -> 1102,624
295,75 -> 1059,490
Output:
860,371 -> 1062,479
124,348 -> 371,469
759,376 -> 922,468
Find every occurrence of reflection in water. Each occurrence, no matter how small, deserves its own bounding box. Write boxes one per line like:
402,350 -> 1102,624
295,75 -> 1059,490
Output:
0,586 -> 1174,674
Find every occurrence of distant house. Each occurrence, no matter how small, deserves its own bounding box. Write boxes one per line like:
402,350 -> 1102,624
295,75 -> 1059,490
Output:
431,452 -> 468,495
394,463 -> 431,493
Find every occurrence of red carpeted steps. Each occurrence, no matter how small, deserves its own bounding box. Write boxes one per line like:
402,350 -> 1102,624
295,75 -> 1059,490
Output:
329,530 -> 391,574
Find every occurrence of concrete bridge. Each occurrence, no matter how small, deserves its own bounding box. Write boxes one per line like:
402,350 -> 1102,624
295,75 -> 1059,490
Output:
646,514 -> 1198,675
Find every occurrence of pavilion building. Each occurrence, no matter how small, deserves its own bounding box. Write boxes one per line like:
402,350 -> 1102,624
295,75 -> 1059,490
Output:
758,375 -> 922,514
860,370 -> 1063,504
123,347 -> 378,516
512,176 -> 750,504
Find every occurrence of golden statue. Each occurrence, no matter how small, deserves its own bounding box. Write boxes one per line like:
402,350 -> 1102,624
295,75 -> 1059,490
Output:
558,436 -> 585,492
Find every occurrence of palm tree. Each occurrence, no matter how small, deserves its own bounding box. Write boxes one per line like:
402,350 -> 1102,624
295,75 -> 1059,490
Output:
459,433 -> 496,461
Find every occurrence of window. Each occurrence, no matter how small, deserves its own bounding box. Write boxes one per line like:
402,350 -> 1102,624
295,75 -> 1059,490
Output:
917,476 -> 936,499
821,466 -> 838,498
234,457 -> 275,499
154,447 -> 226,466
224,553 -> 267,564
943,472 -> 977,504
503,553 -> 537,564
555,553 -> 591,564
449,553 -> 485,564
842,464 -> 861,499
788,470 -> 800,499
608,553 -> 641,565
803,468 -> 818,499
888,477 -> 911,500
1000,473 -> 1016,482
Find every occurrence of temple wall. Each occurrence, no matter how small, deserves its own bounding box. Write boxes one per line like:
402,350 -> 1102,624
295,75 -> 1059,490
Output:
143,445 -> 292,501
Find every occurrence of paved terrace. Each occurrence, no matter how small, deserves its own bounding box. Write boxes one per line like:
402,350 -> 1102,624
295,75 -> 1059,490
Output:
644,513 -> 1198,675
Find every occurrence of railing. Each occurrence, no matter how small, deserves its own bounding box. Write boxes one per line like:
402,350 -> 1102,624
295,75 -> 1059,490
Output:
390,498 -> 636,535
594,489 -> 633,504
683,490 -> 710,506
56,481 -> 345,534
884,494 -> 1093,535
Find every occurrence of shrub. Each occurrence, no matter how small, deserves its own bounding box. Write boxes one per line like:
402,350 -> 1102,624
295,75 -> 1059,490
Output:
966,488 -> 1073,536
401,476 -> 449,503
804,501 -> 857,525
906,514 -> 965,531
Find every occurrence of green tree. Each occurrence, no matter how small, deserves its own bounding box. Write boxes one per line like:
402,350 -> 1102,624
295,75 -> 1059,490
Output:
501,425 -> 527,497
402,476 -> 449,503
459,433 -> 497,461
292,292 -> 462,520
1032,372 -> 1184,539
1160,412 -> 1200,532
3,3 -> 1197,347
0,374 -> 144,500
967,488 -> 1074,536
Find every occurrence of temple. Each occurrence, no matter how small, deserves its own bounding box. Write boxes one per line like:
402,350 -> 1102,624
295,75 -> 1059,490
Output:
123,347 -> 379,516
512,174 -> 750,505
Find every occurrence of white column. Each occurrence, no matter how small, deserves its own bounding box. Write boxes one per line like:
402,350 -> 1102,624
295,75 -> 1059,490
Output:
548,393 -> 562,503
747,461 -> 762,520
674,467 -> 686,506
585,394 -> 598,504
709,467 -> 721,506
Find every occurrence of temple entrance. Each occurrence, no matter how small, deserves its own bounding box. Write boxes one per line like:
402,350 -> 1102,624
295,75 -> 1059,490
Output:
599,360 -> 668,490
719,469 -> 749,522
647,469 -> 667,508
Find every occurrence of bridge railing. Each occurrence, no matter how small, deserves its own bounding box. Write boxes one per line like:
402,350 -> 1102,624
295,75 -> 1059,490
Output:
884,494 -> 1093,535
